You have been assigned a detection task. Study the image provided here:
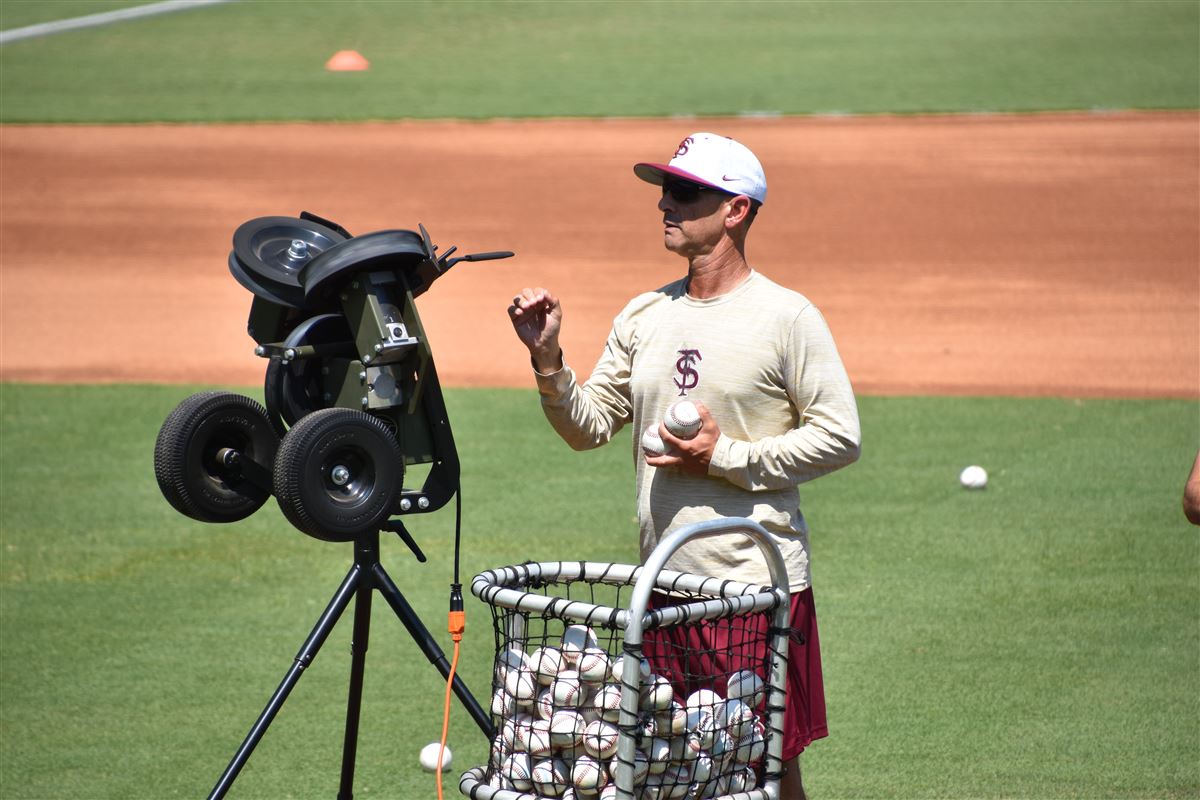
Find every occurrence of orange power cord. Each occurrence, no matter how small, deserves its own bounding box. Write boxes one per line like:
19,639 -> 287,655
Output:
436,590 -> 466,800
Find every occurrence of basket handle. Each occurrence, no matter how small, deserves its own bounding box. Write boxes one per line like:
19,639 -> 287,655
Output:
615,517 -> 790,800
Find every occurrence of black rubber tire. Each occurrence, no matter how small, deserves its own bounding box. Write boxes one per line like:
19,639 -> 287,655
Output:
273,408 -> 404,541
154,392 -> 279,523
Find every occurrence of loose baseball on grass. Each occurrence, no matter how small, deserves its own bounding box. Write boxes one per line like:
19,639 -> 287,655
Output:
419,741 -> 452,772
664,399 -> 703,440
960,464 -> 988,489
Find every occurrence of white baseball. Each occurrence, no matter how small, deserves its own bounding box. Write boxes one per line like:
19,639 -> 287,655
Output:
592,683 -> 623,722
640,423 -> 672,458
576,647 -> 611,683
656,700 -> 688,735
659,763 -> 693,799
571,755 -> 608,792
504,666 -> 538,704
490,688 -> 515,718
529,646 -> 566,685
510,712 -> 535,750
501,752 -> 533,791
625,749 -> 651,785
551,670 -> 585,708
733,722 -> 766,764
640,674 -> 674,711
685,688 -> 722,715
728,766 -> 758,792
560,625 -> 598,662
581,718 -> 620,759
708,728 -> 734,769
726,668 -> 765,708
549,709 -> 586,749
499,717 -> 522,750
646,737 -> 671,774
691,752 -> 713,785
718,698 -> 756,739
531,757 -> 570,797
960,464 -> 988,489
526,719 -> 554,758
664,399 -> 703,439
418,741 -> 452,772
496,644 -> 529,675
535,687 -> 556,720
611,654 -> 652,686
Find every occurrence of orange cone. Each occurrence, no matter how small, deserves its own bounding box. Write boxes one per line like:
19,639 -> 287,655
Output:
325,50 -> 369,72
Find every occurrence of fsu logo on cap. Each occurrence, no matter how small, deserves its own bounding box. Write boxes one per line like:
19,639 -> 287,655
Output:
674,137 -> 694,158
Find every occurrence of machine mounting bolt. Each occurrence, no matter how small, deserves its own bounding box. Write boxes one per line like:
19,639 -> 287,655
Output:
400,498 -> 412,511
374,343 -> 383,353
254,346 -> 266,356
417,497 -> 430,510
361,396 -> 369,406
330,465 -> 351,486
284,348 -> 296,360
362,355 -> 372,364
358,371 -> 367,381
287,240 -> 309,259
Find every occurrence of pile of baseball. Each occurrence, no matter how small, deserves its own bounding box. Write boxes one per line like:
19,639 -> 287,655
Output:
488,624 -> 768,798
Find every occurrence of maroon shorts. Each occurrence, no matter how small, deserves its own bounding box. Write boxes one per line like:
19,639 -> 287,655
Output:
641,587 -> 827,760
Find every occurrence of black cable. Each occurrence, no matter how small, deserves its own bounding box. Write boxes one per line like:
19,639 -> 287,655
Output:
453,488 -> 462,585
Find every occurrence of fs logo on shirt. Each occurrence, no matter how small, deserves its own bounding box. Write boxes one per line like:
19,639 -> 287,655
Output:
674,349 -> 701,396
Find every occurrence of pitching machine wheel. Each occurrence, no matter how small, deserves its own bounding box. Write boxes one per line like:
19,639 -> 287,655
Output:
272,408 -> 404,542
229,216 -> 348,309
263,313 -> 357,436
154,392 -> 279,523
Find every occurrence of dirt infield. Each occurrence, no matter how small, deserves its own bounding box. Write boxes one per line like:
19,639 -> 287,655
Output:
1,112 -> 1196,397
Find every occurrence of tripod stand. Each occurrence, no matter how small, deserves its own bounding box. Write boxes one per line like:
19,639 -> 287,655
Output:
208,526 -> 493,800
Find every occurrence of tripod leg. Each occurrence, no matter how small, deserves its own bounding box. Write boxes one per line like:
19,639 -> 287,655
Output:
208,563 -> 364,800
370,563 -> 495,738
337,569 -> 373,800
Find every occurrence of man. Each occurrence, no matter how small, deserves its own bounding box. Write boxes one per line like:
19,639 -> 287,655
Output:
508,132 -> 861,798
1183,449 -> 1200,525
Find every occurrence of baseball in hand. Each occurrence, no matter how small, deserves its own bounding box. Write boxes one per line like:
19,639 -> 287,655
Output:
663,399 -> 703,440
418,741 -> 452,772
960,465 -> 988,489
641,423 -> 672,457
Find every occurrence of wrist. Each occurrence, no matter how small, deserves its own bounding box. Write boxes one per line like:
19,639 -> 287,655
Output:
531,348 -> 563,374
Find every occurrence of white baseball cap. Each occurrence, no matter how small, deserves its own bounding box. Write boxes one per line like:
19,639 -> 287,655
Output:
634,132 -> 767,205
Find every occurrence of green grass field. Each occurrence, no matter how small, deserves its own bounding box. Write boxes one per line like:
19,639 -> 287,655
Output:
1,0 -> 1197,122
2,0 -> 1198,797
1,384 -> 1196,798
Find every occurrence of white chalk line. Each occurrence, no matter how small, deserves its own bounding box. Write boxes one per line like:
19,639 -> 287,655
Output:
0,0 -> 236,45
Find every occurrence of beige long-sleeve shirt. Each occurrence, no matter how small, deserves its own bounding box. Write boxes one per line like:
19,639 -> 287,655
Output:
535,271 -> 860,590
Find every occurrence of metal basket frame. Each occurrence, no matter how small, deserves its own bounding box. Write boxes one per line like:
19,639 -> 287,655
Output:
462,517 -> 792,800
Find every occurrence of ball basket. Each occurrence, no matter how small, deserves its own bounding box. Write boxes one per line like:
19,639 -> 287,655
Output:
460,518 -> 792,800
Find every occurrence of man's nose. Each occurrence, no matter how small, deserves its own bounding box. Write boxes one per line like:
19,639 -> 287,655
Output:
658,192 -> 674,213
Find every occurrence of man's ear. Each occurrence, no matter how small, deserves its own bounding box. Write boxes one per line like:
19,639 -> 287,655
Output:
724,195 -> 753,229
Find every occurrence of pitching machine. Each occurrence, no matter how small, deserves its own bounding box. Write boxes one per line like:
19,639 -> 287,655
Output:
153,211 -> 511,798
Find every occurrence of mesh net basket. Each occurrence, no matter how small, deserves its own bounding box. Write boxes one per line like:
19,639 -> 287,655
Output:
460,518 -> 792,800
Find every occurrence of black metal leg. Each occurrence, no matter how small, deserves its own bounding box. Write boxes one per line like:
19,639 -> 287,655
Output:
338,545 -> 375,800
371,563 -> 495,738
208,563 -> 365,800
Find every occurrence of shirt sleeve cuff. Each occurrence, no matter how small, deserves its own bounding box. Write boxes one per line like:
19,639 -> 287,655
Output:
707,433 -> 746,479
534,362 -> 575,399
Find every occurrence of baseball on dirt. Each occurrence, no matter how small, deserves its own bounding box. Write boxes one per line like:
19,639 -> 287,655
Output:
664,399 -> 703,440
641,423 -> 672,458
960,465 -> 988,489
419,742 -> 452,772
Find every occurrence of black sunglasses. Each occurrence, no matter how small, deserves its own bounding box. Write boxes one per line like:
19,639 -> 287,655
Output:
661,179 -> 727,204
